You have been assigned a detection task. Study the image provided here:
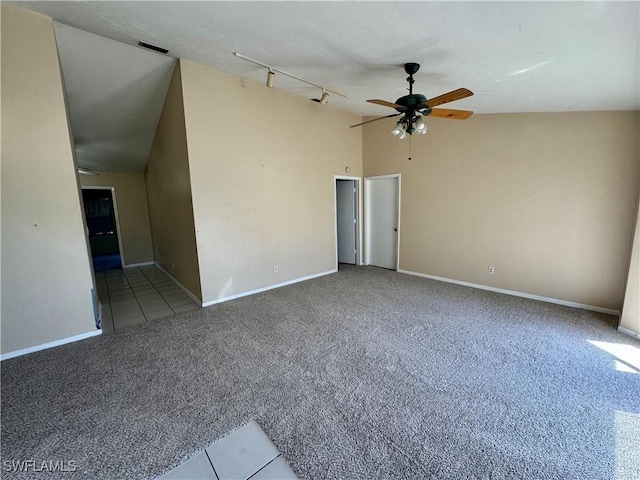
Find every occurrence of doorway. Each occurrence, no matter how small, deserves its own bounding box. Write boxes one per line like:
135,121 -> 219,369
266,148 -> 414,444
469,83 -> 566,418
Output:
365,174 -> 400,270
335,176 -> 362,267
81,187 -> 124,272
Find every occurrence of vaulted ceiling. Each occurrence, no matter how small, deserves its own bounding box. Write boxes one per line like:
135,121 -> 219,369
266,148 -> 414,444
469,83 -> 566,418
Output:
11,1 -> 640,172
54,23 -> 175,173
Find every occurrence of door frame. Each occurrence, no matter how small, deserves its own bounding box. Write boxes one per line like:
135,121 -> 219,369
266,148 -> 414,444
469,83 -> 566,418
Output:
81,186 -> 125,268
334,175 -> 363,268
364,173 -> 401,271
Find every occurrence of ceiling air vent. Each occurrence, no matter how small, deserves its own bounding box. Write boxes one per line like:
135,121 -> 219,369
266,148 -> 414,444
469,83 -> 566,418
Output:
137,41 -> 169,54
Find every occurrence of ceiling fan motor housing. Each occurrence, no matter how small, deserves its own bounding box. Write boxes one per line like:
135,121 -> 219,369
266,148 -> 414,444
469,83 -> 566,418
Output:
395,94 -> 427,111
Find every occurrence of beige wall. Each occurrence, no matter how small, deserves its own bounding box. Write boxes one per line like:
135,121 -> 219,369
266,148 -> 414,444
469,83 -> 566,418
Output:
80,172 -> 154,266
620,190 -> 640,335
1,5 -> 97,354
145,62 -> 202,300
363,111 -> 640,311
179,60 -> 362,303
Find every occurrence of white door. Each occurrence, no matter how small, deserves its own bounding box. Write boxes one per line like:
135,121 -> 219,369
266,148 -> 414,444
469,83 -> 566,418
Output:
365,176 -> 399,270
336,179 -> 357,264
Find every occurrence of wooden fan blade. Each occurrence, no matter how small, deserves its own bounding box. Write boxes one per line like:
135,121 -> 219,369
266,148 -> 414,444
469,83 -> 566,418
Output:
424,88 -> 473,108
428,108 -> 473,120
367,99 -> 405,110
350,113 -> 401,128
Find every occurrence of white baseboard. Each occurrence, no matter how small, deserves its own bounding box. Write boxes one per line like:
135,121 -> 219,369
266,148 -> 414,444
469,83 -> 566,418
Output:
124,261 -> 155,269
154,263 -> 203,306
1,329 -> 102,361
398,269 -> 621,317
618,326 -> 640,340
202,269 -> 337,307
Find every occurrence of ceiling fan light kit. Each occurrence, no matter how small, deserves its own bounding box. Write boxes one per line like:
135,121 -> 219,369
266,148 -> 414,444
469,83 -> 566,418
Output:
351,62 -> 474,139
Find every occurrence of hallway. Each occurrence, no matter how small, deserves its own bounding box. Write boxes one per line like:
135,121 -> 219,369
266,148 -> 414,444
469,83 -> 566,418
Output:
95,265 -> 200,331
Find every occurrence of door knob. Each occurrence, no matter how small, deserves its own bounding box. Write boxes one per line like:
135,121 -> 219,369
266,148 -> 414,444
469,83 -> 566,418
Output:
393,228 -> 398,232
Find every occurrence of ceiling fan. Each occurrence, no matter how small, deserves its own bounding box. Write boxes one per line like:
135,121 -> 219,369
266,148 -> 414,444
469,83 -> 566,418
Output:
351,63 -> 474,139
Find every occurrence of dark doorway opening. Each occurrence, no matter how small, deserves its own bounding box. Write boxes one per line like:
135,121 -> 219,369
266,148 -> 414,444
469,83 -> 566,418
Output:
82,188 -> 122,272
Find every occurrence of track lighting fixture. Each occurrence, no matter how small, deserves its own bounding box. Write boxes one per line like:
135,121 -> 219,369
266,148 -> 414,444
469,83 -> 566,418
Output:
233,52 -> 345,104
319,90 -> 330,105
266,70 -> 275,88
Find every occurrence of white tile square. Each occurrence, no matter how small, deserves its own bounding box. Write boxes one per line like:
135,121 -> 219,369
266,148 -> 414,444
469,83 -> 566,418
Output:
158,287 -> 181,295
138,295 -> 166,306
113,312 -> 145,329
157,451 -> 218,480
100,315 -> 114,333
172,304 -> 199,314
108,286 -> 132,294
132,287 -> 156,295
141,303 -> 171,313
206,421 -> 279,480
144,310 -> 173,321
249,457 -> 298,480
163,292 -> 189,301
111,303 -> 141,315
167,297 -> 194,307
109,293 -> 136,301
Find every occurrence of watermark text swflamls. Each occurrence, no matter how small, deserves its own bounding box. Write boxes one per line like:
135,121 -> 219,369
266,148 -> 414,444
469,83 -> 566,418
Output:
2,460 -> 77,473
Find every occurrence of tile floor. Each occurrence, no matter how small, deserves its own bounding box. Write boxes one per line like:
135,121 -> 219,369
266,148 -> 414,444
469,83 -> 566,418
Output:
95,265 -> 200,332
157,421 -> 298,480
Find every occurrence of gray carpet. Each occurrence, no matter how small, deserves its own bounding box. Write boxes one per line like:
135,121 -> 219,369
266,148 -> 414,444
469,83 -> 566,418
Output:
1,266 -> 639,479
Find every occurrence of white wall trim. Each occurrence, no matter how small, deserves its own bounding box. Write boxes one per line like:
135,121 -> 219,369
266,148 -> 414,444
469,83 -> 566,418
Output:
365,173 -> 402,180
1,329 -> 102,361
398,269 -> 621,316
202,269 -> 336,307
618,326 -> 640,340
334,175 -> 363,267
124,261 -> 155,269
154,262 -> 203,306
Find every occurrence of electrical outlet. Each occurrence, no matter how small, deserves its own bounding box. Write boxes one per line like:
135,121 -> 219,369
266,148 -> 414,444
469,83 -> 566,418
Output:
488,266 -> 495,275
273,266 -> 279,273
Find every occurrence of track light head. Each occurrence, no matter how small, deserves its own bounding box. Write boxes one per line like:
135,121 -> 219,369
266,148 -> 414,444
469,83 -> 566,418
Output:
311,89 -> 330,105
266,70 -> 275,88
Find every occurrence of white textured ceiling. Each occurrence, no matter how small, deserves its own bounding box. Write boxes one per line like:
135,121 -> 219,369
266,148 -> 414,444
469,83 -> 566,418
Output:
11,1 -> 640,172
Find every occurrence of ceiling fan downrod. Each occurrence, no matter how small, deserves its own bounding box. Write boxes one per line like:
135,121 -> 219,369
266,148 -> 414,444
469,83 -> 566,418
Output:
404,62 -> 420,95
